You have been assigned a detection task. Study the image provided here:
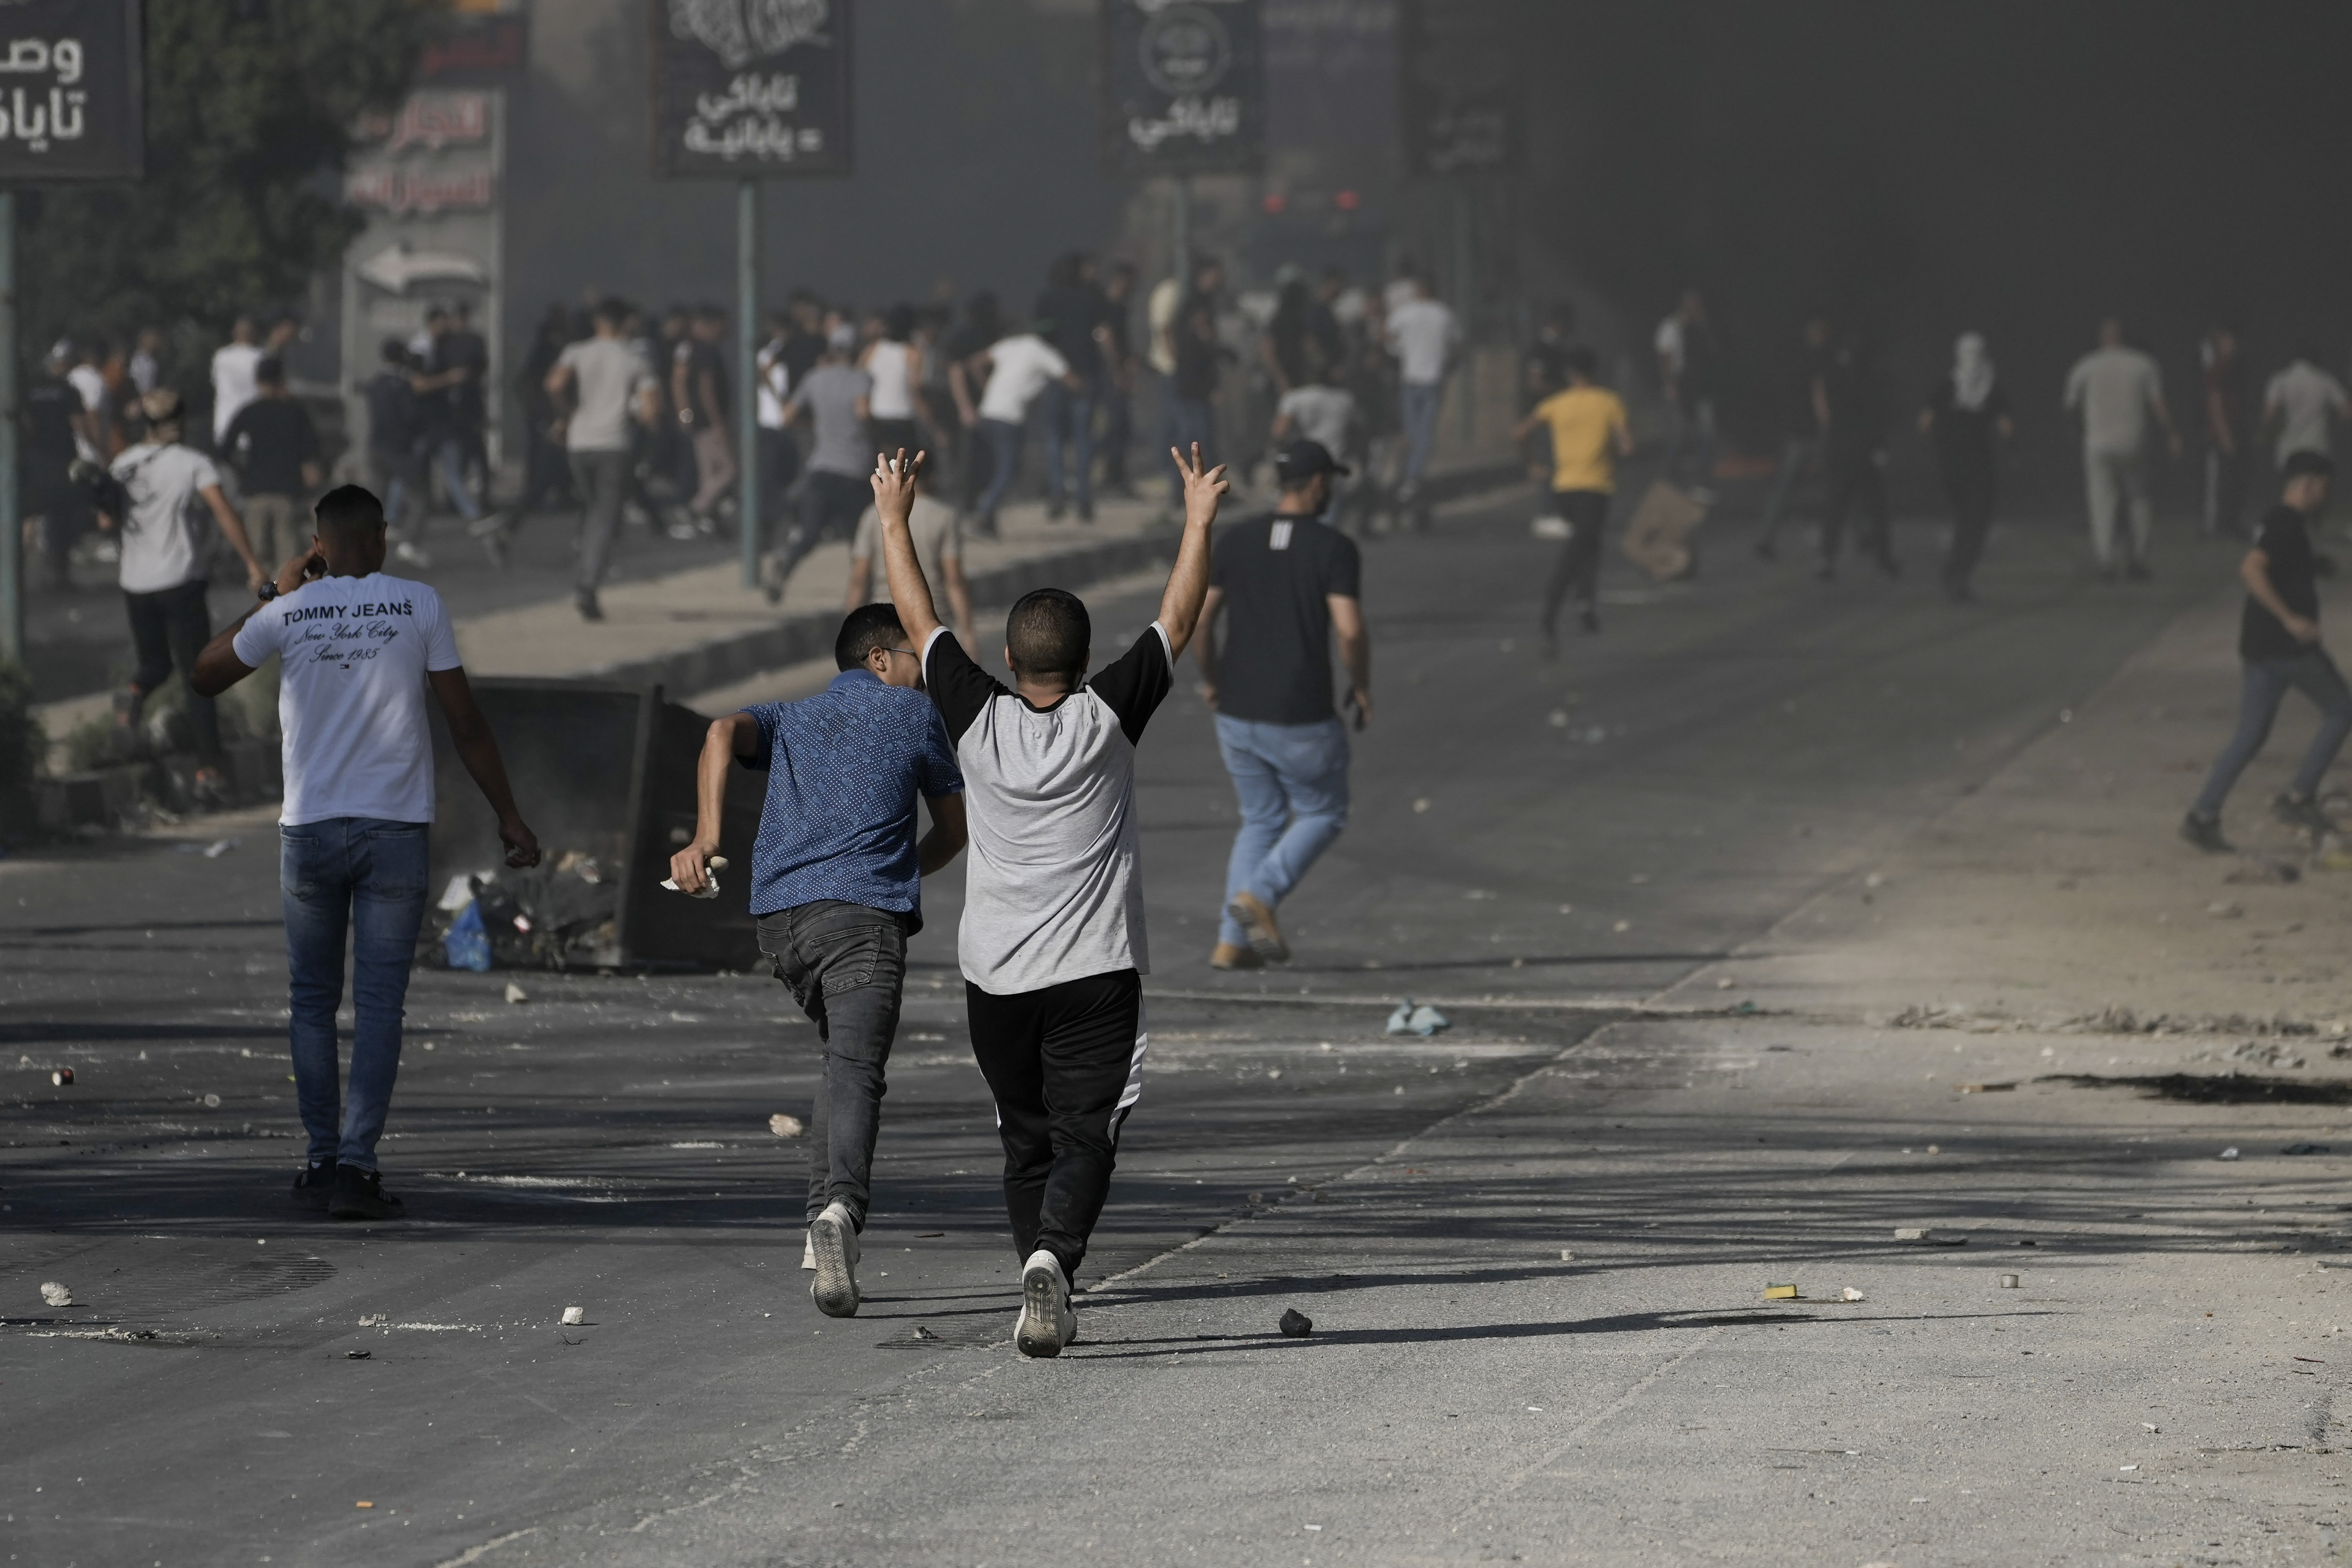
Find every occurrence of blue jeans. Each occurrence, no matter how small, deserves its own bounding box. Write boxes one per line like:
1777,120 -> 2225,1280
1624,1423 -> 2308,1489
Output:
1215,714 -> 1350,947
976,417 -> 1024,522
1039,380 -> 1095,511
1164,394 -> 1216,505
433,436 -> 483,524
2192,649 -> 2352,818
1399,380 -> 1444,485
280,818 -> 431,1171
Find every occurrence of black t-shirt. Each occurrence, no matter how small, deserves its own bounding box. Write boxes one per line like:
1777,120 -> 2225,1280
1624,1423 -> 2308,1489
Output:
1823,349 -> 1885,454
365,369 -> 418,458
781,330 -> 826,388
1210,512 -> 1362,725
1173,302 -> 1221,401
1923,378 -> 2012,477
1786,346 -> 1829,436
684,339 -> 729,421
24,374 -> 78,463
224,397 -> 320,495
1035,283 -> 1106,379
2244,504 -> 2321,661
439,329 -> 489,426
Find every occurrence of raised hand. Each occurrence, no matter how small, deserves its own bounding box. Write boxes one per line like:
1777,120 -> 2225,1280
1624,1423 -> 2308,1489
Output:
869,448 -> 926,521
1169,441 -> 1229,530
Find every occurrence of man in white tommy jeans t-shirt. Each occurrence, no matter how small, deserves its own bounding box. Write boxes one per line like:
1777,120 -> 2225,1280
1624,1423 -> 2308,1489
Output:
193,484 -> 541,1222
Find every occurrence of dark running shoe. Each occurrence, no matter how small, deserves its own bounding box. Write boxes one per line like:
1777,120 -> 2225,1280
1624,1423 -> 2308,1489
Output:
2273,793 -> 2336,836
2179,812 -> 2233,854
328,1165 -> 407,1222
292,1160 -> 337,1211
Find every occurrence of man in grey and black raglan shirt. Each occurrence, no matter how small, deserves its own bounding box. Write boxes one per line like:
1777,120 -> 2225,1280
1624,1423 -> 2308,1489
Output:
875,441 -> 1227,1358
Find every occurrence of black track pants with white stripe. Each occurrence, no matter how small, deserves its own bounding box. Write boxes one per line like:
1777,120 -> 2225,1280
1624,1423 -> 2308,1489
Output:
966,967 -> 1147,1283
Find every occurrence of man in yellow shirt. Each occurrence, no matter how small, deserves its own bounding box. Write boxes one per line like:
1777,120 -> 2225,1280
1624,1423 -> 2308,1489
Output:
1513,347 -> 1634,648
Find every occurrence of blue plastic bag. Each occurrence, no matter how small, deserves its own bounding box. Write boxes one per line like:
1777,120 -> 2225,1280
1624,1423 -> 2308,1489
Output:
443,900 -> 491,972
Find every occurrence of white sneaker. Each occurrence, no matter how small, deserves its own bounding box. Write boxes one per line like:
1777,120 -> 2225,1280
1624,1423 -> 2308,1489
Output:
800,1230 -> 816,1271
1014,1248 -> 1076,1358
807,1199 -> 860,1317
393,540 -> 433,569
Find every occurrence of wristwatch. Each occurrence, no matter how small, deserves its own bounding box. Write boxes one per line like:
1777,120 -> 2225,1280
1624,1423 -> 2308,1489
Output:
256,581 -> 279,602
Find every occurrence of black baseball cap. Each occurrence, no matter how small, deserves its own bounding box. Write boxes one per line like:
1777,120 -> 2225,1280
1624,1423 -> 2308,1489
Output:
1273,439 -> 1351,483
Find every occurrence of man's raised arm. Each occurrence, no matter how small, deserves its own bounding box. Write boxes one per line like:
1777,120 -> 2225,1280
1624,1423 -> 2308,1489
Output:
1155,442 -> 1228,661
872,450 -> 943,646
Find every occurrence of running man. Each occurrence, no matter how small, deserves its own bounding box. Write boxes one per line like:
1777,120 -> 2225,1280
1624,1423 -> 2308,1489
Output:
2063,318 -> 2179,580
2263,349 -> 2351,472
668,605 -> 967,1317
191,484 -> 541,1219
1194,438 -> 1369,972
2182,451 -> 2351,851
1514,346 -> 1633,646
874,443 -> 1225,1359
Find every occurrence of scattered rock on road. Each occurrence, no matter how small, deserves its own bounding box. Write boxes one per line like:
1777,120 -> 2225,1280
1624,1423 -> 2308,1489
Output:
769,1113 -> 804,1137
504,982 -> 529,1004
39,1281 -> 71,1306
1278,1309 -> 1313,1338
560,1307 -> 586,1326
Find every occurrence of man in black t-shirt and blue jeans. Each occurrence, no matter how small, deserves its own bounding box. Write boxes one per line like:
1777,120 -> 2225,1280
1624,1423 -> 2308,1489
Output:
2184,450 -> 2352,851
1194,440 -> 1370,970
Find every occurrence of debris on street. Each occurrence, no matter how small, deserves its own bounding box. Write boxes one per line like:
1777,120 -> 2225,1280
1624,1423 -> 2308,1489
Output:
1841,1287 -> 1867,1301
1764,1283 -> 1799,1300
1385,1000 -> 1450,1037
560,1307 -> 586,1326
40,1281 -> 71,1306
50,1068 -> 71,1086
1999,1274 -> 2021,1288
504,982 -> 529,1005
769,1113 -> 804,1137
1278,1308 -> 1313,1337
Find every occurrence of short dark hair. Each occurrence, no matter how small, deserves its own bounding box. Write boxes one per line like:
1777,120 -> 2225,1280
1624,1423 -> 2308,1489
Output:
2284,450 -> 2337,482
1006,588 -> 1090,683
836,603 -> 910,671
255,355 -> 285,386
379,337 -> 409,366
314,484 -> 386,535
592,297 -> 628,328
1564,346 -> 1598,380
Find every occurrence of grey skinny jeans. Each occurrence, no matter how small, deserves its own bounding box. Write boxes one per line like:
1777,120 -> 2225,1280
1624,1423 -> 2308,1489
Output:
757,900 -> 913,1230
2192,648 -> 2352,819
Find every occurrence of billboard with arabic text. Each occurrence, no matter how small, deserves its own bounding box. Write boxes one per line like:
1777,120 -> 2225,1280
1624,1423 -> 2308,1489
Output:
1096,0 -> 1262,179
0,0 -> 141,182
650,0 -> 854,178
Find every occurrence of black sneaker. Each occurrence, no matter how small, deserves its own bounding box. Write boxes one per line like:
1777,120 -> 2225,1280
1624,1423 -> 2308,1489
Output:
293,1160 -> 337,1210
575,589 -> 603,622
2179,812 -> 2233,854
2274,793 -> 2336,835
328,1165 -> 406,1221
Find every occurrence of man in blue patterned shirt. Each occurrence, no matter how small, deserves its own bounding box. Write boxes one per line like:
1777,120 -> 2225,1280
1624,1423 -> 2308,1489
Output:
670,604 -> 967,1318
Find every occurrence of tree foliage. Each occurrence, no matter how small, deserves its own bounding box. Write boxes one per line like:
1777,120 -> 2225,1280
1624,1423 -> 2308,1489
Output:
20,0 -> 429,357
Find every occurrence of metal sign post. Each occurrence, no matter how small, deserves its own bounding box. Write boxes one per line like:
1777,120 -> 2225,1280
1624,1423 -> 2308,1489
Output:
0,0 -> 144,666
651,0 -> 854,591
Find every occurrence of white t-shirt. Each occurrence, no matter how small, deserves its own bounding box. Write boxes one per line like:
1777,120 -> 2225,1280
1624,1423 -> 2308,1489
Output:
756,338 -> 789,430
232,573 -> 463,826
67,363 -> 105,413
2063,346 -> 2164,455
865,339 -> 916,420
977,335 -> 1069,424
111,442 -> 222,594
1385,298 -> 1458,386
211,342 -> 263,442
558,336 -> 656,452
2267,361 -> 2350,466
1278,384 -> 1356,455
1653,316 -> 1686,375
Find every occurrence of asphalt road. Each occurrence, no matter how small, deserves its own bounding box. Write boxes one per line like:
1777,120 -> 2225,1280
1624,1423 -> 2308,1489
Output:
1,490 -> 2250,1566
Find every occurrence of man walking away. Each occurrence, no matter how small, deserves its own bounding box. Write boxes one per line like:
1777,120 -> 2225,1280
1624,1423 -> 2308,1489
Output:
1919,332 -> 2013,602
877,443 -> 1226,1359
26,345 -> 85,590
210,316 -> 263,447
755,309 -> 802,542
763,326 -> 872,602
1818,329 -> 1897,582
2264,349 -> 2350,472
845,458 -> 975,649
1099,261 -> 1139,496
222,356 -> 322,574
193,485 -> 541,1220
364,340 -> 432,567
95,389 -> 268,799
2063,318 -> 2179,580
676,303 -> 738,535
1385,275 -> 1459,505
668,605 -> 965,1316
968,319 -> 1079,536
1514,347 -> 1633,647
1165,280 -> 1224,520
1035,253 -> 1109,521
1756,317 -> 1831,559
1194,439 -> 1368,971
544,298 -> 660,622
1655,289 -> 1723,501
1271,346 -> 1360,532
2182,452 -> 2350,851
2202,326 -> 2251,536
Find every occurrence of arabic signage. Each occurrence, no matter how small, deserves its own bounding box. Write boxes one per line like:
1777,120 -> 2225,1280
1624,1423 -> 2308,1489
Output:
1397,0 -> 1517,177
1097,0 -> 1263,178
0,0 -> 141,182
650,0 -> 854,177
